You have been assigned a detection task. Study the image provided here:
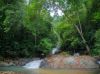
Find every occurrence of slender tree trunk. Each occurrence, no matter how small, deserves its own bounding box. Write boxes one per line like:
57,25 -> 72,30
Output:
65,11 -> 90,54
74,24 -> 90,53
76,12 -> 90,54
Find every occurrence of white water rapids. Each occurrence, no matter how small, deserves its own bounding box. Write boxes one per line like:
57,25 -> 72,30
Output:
23,46 -> 60,69
51,44 -> 61,55
52,47 -> 59,54
23,60 -> 43,69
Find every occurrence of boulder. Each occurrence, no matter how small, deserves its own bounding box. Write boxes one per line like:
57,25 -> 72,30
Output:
40,55 -> 99,69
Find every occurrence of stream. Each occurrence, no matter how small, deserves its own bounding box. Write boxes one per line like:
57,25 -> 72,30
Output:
0,59 -> 100,74
0,66 -> 100,74
0,48 -> 99,74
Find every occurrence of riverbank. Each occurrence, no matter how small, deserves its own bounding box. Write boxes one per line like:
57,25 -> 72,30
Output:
0,58 -> 40,66
0,71 -> 23,74
0,69 -> 100,74
0,55 -> 100,69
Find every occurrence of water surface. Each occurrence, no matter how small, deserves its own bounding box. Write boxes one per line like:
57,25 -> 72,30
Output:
0,66 -> 99,74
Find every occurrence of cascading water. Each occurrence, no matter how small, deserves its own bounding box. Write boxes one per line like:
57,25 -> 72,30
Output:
51,45 -> 60,54
52,47 -> 59,54
23,42 -> 61,69
51,26 -> 61,55
23,45 -> 60,69
23,60 -> 43,69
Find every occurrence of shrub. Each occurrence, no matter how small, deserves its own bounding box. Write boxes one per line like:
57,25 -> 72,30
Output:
91,29 -> 100,56
39,38 -> 53,55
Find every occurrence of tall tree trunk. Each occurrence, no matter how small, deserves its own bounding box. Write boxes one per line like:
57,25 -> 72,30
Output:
65,11 -> 90,54
74,24 -> 90,53
76,12 -> 90,54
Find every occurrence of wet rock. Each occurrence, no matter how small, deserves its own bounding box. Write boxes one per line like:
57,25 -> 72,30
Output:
40,59 -> 49,68
0,58 -> 41,66
0,62 -> 15,66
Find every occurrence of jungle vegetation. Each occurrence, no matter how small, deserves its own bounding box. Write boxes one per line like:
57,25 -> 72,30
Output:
0,0 -> 100,58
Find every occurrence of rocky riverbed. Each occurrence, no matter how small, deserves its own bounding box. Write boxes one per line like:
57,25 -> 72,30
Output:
0,58 -> 40,66
0,55 -> 100,69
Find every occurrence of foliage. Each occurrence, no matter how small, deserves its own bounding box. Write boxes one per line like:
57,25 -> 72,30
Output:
52,20 -> 82,51
91,29 -> 100,56
0,0 -> 100,58
39,38 -> 53,54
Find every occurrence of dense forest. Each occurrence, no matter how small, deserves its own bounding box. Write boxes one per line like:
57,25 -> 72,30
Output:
0,0 -> 100,58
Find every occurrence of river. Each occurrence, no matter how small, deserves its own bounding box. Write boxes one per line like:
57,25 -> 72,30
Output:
0,66 -> 99,74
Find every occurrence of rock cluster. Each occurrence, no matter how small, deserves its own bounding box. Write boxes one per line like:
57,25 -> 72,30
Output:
0,58 -> 39,66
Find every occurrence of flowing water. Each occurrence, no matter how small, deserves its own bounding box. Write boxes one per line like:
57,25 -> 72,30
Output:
0,59 -> 100,74
52,48 -> 59,54
51,46 -> 60,54
0,58 -> 100,74
0,66 -> 99,74
23,60 -> 43,69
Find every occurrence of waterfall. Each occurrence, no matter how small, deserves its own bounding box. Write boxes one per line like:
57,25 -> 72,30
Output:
23,60 -> 43,69
52,48 -> 59,54
51,25 -> 62,54
51,45 -> 60,54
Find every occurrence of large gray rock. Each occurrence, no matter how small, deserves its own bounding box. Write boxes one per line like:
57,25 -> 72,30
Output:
40,55 -> 99,69
40,60 -> 49,68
